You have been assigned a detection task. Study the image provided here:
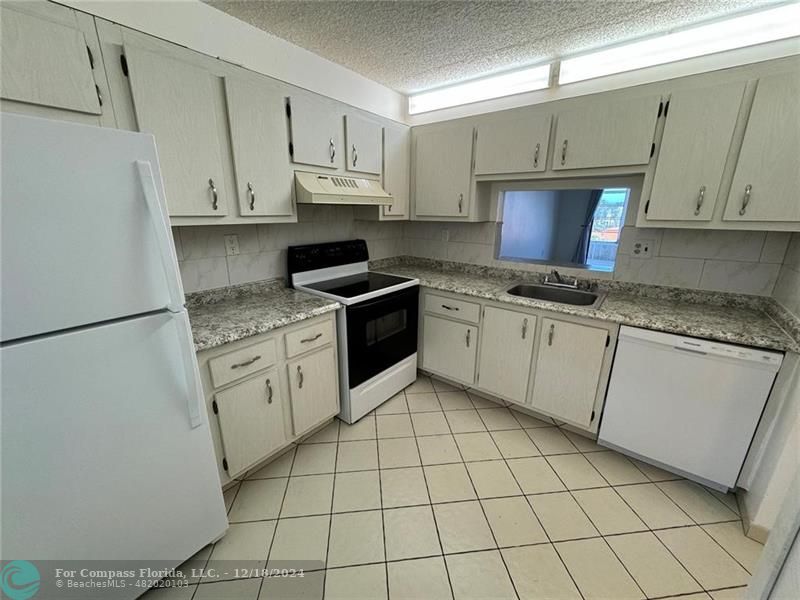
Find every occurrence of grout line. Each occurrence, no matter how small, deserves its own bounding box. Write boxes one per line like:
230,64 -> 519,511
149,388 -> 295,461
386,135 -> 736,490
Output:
373,407 -> 390,599
319,415 -> 342,599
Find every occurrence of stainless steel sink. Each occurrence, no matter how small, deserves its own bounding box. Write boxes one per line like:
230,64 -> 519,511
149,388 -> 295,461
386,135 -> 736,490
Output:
505,283 -> 605,308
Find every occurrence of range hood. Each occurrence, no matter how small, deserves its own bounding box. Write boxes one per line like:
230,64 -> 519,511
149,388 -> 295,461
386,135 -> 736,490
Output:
295,171 -> 392,206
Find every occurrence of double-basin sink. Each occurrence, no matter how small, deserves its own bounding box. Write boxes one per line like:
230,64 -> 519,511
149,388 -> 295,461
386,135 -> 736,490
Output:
504,282 -> 606,309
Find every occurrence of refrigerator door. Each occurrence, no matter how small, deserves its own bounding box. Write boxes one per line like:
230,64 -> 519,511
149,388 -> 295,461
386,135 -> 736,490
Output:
1,113 -> 183,342
1,311 -> 227,571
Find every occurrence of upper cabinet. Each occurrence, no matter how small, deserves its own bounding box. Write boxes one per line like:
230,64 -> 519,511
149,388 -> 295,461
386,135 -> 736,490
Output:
414,123 -> 474,218
553,95 -> 661,170
345,114 -> 382,175
125,45 -> 228,217
474,111 -> 551,175
722,72 -> 800,223
288,94 -> 343,170
647,81 -> 745,221
382,123 -> 411,219
224,77 -> 294,217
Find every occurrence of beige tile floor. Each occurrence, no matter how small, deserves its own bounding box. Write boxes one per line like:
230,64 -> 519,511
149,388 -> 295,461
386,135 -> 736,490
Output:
145,374 -> 763,600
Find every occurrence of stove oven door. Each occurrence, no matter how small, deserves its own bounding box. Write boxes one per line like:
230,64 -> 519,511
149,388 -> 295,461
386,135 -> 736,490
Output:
345,286 -> 419,388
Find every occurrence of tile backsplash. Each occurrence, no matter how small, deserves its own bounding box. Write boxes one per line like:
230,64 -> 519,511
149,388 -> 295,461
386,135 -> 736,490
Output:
772,233 -> 800,318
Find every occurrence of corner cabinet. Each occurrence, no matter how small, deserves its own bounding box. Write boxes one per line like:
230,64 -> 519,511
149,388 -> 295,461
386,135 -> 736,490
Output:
382,123 -> 411,219
413,123 -> 474,218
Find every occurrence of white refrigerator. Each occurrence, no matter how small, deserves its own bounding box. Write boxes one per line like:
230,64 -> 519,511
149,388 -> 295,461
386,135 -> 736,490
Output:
1,114 -> 228,594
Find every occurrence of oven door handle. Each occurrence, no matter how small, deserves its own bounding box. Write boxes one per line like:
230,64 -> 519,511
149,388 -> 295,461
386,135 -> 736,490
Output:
345,286 -> 418,313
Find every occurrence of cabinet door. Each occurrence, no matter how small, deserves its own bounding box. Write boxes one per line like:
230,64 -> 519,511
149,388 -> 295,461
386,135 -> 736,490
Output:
414,125 -> 473,217
289,94 -> 343,169
723,72 -> 800,223
382,124 -> 410,219
530,318 -> 607,428
0,5 -> 100,115
224,77 -> 294,217
647,82 -> 745,221
421,315 -> 478,385
215,368 -> 287,477
477,307 -> 535,403
287,346 -> 339,436
553,95 -> 661,170
346,114 -> 382,175
125,46 -> 228,216
474,113 -> 551,175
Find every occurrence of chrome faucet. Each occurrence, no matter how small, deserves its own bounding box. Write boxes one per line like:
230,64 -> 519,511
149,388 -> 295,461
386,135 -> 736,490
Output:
544,269 -> 578,289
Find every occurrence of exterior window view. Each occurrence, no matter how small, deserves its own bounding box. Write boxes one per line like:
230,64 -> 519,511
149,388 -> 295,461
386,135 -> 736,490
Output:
1,1 -> 798,599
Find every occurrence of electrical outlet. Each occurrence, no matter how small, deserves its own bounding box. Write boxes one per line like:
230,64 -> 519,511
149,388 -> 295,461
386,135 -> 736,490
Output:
632,239 -> 654,258
441,228 -> 449,242
224,234 -> 240,256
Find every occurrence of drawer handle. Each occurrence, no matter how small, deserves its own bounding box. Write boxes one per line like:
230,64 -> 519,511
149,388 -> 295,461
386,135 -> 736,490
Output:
522,318 -> 528,339
230,355 -> 261,369
248,182 -> 256,211
301,332 -> 323,343
208,178 -> 218,210
548,324 -> 555,346
297,365 -> 304,389
694,185 -> 706,216
441,304 -> 460,311
739,184 -> 752,216
466,329 -> 471,348
265,378 -> 273,403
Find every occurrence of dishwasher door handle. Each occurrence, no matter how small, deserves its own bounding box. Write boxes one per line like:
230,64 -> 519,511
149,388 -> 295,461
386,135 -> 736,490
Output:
672,345 -> 708,356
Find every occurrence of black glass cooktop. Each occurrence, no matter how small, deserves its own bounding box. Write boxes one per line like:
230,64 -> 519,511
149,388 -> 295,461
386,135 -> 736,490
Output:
305,272 -> 414,298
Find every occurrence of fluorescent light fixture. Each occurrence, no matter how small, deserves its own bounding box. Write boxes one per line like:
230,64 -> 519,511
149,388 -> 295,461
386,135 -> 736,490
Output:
408,64 -> 551,114
560,2 -> 800,85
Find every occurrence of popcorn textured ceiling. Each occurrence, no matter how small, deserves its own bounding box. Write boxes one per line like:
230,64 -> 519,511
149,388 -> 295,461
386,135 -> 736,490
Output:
206,0 -> 777,94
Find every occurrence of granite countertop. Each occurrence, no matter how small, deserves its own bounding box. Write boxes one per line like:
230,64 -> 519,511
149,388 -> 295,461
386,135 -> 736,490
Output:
187,280 -> 340,352
373,259 -> 799,353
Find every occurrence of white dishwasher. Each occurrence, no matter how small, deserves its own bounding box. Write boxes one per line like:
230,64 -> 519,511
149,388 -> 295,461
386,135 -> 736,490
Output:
598,326 -> 783,491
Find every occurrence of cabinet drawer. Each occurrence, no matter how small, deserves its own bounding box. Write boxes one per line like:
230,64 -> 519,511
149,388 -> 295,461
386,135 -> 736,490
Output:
424,294 -> 480,323
208,338 -> 277,388
285,319 -> 334,358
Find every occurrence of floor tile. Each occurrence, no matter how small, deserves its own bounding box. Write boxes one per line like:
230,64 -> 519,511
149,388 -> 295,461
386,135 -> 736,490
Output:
467,392 -> 502,409
656,526 -> 750,589
562,429 -> 605,452
556,537 -> 644,600
337,440 -> 379,472
708,588 -> 745,599
445,409 -> 487,433
173,544 -> 212,584
228,478 -> 287,523
413,411 -> 452,435
482,496 -> 547,547
222,484 -> 239,515
434,500 -> 496,553
510,409 -> 554,428
377,413 -> 415,438
268,515 -> 329,569
281,474 -> 334,517
662,595 -> 712,600
381,466 -> 430,508
528,492 -> 599,541
375,391 -> 408,415
194,578 -> 261,600
387,556 -> 452,600
586,451 -> 649,485
607,531 -> 702,598
209,521 -> 275,568
503,544 -> 581,599
491,430 -> 540,458
630,458 -> 682,482
709,489 -> 741,516
292,443 -> 337,475
431,377 -> 461,392
406,375 -> 434,394
466,460 -> 522,498
258,570 -> 324,600
324,564 -> 387,600
407,392 -> 442,413
507,457 -> 565,494
332,470 -> 381,513
437,391 -> 474,411
454,432 -> 502,461
547,454 -> 607,490
703,521 -> 763,571
302,420 -> 339,444
378,436 -> 421,468
247,448 -> 295,479
418,434 -> 462,465
657,480 -> 739,524
446,550 -> 517,600
384,505 -> 441,560
572,488 -> 647,535
338,414 -> 376,441
328,510 -> 385,567
478,408 -> 522,431
526,427 -> 578,455
425,463 -> 477,503
142,583 -> 197,599
615,483 -> 694,529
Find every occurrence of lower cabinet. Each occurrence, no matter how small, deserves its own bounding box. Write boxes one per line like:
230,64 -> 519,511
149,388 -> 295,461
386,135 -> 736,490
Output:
287,346 -> 339,436
477,306 -> 535,403
529,317 -> 609,428
215,368 -> 286,478
422,314 -> 478,385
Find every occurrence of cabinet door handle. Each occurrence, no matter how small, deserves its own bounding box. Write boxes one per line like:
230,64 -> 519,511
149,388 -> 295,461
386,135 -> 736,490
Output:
265,378 -> 273,404
522,318 -> 528,339
739,184 -> 752,216
694,185 -> 706,216
548,323 -> 555,346
458,193 -> 463,213
301,332 -> 323,343
533,143 -> 540,168
441,304 -> 459,311
231,355 -> 261,369
352,145 -> 358,167
248,182 -> 256,211
297,365 -> 304,389
466,329 -> 471,348
208,178 -> 218,210
560,140 -> 568,166
329,138 -> 336,163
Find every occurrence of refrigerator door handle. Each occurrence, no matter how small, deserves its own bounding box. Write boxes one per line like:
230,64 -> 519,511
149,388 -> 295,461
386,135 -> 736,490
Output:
136,160 -> 184,313
172,311 -> 204,429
